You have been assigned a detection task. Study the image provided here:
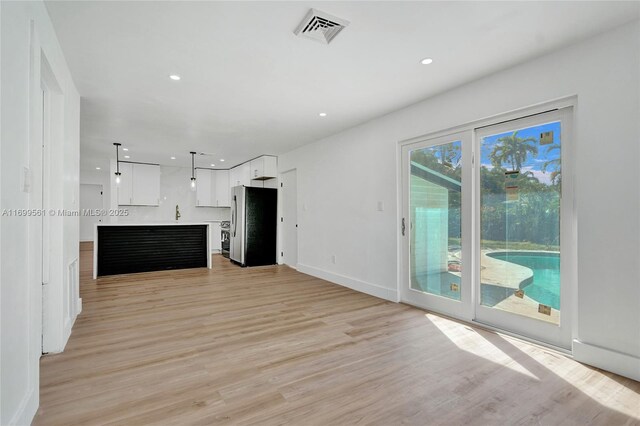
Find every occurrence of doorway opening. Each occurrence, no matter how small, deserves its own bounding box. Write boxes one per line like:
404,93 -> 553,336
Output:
79,184 -> 104,242
280,169 -> 298,268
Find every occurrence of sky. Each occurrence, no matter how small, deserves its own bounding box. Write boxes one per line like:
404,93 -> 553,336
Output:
480,121 -> 561,185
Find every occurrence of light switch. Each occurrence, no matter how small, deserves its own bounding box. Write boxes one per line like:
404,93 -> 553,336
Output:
377,201 -> 384,212
22,167 -> 31,193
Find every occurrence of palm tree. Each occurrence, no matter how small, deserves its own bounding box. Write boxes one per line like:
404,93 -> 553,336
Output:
489,131 -> 538,171
541,143 -> 561,185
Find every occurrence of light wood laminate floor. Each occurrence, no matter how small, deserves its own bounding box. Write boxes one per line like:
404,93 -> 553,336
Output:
35,246 -> 640,425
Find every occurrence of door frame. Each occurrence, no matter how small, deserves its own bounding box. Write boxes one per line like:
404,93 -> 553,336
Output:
397,97 -> 577,352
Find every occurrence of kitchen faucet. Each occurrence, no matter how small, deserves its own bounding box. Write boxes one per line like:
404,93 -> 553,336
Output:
175,204 -> 181,221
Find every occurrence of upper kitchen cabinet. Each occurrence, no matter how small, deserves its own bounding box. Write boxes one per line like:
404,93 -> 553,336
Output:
250,156 -> 277,180
214,170 -> 230,207
230,162 -> 251,187
196,168 -> 213,207
133,163 -> 161,206
228,155 -> 278,189
116,162 -> 133,206
118,163 -> 160,206
196,169 -> 230,207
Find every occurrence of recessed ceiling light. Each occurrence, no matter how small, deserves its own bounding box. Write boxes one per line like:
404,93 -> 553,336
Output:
420,57 -> 433,65
124,155 -> 130,159
122,148 -> 129,151
169,74 -> 181,81
319,112 -> 327,117
211,163 -> 216,167
220,159 -> 225,162
96,167 -> 101,170
170,156 -> 176,160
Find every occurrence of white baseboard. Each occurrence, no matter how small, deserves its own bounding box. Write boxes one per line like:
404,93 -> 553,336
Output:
573,339 -> 640,381
9,386 -> 38,426
297,263 -> 397,302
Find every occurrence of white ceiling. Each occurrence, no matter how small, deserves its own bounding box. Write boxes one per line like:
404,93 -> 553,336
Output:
45,1 -> 639,172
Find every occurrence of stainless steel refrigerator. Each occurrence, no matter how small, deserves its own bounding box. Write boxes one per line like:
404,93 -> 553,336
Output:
230,186 -> 277,267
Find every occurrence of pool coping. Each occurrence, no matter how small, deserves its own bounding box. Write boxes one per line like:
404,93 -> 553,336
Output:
480,250 -> 534,290
481,249 -> 560,324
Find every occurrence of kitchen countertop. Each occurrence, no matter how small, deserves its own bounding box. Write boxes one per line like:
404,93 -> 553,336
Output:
96,222 -> 212,226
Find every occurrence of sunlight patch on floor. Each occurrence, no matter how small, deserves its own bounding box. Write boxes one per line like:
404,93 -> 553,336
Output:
425,313 -> 539,380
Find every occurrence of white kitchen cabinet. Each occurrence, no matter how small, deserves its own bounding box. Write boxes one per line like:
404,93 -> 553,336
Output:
228,156 -> 277,192
118,162 -> 160,206
250,156 -> 277,180
230,166 -> 240,187
229,167 -> 238,188
240,162 -> 251,186
214,170 -> 230,207
196,168 -> 213,207
230,163 -> 251,187
116,162 -> 133,205
132,163 -> 160,206
196,169 -> 230,207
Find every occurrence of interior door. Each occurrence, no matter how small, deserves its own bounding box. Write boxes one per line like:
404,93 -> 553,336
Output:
79,184 -> 103,241
281,169 -> 298,268
401,131 -> 473,320
474,108 -> 573,349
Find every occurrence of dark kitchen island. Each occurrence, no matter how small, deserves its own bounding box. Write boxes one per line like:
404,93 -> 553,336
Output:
93,223 -> 211,278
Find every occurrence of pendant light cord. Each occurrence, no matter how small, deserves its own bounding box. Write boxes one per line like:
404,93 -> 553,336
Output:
190,151 -> 196,180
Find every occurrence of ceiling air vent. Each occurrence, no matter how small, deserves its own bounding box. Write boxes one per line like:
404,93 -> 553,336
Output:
294,9 -> 349,44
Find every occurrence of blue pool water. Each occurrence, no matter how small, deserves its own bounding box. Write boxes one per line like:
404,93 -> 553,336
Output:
488,252 -> 560,310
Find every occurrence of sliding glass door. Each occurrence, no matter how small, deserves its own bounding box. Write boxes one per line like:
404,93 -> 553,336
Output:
401,108 -> 573,349
400,131 -> 473,320
474,109 -> 573,349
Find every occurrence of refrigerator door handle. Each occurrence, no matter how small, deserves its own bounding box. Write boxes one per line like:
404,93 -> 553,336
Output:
232,195 -> 238,237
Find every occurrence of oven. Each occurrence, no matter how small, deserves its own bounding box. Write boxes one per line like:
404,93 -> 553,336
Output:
220,221 -> 230,258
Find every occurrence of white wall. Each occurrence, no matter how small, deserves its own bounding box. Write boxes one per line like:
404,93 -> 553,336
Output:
95,164 -> 230,225
279,21 -> 640,380
1,1 -> 80,424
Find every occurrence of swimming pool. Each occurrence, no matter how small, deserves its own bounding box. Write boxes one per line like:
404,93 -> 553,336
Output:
487,252 -> 560,310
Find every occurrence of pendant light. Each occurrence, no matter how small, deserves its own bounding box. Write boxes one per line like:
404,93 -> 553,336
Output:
190,151 -> 197,191
113,143 -> 122,186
